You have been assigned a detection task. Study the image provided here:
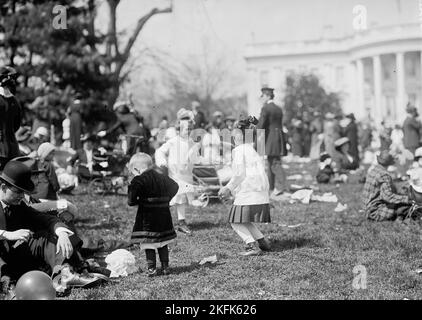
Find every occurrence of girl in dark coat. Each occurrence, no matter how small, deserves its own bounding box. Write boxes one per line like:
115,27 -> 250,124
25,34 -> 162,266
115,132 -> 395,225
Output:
127,153 -> 179,277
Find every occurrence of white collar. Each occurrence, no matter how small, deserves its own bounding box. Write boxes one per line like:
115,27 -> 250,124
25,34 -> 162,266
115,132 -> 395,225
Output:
266,99 -> 274,104
0,199 -> 8,210
0,87 -> 14,98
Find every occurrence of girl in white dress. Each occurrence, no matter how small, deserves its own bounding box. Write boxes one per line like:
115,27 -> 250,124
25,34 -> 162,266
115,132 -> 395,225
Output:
155,111 -> 200,234
218,116 -> 272,256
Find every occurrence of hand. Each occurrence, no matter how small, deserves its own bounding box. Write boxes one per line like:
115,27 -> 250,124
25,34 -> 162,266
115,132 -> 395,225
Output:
56,232 -> 73,259
4,229 -> 33,242
218,186 -> 231,199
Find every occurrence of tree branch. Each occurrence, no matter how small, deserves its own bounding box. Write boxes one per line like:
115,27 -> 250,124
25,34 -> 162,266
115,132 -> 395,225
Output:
115,6 -> 172,76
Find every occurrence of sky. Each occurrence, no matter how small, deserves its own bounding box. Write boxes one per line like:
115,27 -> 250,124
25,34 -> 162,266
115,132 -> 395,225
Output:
96,0 -> 421,95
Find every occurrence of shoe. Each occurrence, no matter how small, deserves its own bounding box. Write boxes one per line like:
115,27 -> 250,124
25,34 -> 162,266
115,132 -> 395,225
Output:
147,268 -> 157,277
161,263 -> 170,276
177,222 -> 192,235
257,238 -> 271,251
239,243 -> 262,256
61,268 -> 103,288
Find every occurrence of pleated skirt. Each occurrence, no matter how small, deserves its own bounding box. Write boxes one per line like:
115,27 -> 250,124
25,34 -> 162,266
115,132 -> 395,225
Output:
228,204 -> 271,223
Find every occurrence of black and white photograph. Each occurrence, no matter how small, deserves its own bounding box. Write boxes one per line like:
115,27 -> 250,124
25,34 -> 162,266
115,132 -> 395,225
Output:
0,0 -> 422,306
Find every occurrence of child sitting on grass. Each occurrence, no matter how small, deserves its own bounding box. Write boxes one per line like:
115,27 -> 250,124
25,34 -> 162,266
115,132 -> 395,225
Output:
127,152 -> 179,277
316,153 -> 335,183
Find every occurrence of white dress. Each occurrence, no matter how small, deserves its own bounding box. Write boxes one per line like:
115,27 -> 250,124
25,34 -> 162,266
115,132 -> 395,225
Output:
226,143 -> 270,206
155,135 -> 200,205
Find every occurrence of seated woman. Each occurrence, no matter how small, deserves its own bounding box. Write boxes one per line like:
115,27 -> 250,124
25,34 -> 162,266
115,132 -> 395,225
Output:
332,137 -> 359,173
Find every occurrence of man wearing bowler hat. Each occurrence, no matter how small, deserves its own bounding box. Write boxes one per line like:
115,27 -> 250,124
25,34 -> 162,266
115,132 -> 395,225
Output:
257,87 -> 288,197
0,160 -> 99,295
0,66 -> 22,171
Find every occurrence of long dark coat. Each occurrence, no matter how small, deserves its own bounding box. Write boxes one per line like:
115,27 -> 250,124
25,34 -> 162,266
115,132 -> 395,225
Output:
70,109 -> 82,150
344,121 -> 359,162
128,169 -> 179,244
403,116 -> 421,153
257,101 -> 287,157
0,95 -> 21,161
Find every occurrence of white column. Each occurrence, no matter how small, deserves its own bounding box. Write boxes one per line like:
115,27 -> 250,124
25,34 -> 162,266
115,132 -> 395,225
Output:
356,59 -> 365,119
373,55 -> 382,124
396,52 -> 405,122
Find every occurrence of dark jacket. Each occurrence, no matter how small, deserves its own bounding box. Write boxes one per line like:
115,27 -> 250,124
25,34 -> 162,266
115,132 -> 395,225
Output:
257,101 -> 287,157
0,201 -> 68,278
403,116 -> 421,151
344,121 -> 359,162
128,169 -> 179,244
333,151 -> 359,172
33,161 -> 60,201
193,110 -> 207,129
0,94 -> 21,159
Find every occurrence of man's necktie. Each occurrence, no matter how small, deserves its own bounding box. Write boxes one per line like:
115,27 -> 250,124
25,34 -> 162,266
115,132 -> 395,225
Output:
0,206 -> 9,251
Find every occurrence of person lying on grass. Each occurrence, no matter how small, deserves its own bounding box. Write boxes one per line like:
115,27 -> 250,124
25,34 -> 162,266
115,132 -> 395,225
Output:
127,152 -> 179,277
363,150 -> 411,222
218,115 -> 271,256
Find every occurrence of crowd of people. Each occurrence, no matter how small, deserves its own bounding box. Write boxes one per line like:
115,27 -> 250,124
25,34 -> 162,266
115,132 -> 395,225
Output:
2,63 -> 422,298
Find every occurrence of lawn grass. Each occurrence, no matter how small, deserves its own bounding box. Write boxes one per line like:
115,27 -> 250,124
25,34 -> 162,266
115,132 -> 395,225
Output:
62,161 -> 422,300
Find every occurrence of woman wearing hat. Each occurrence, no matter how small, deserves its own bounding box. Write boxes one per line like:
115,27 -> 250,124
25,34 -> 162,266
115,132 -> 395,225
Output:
98,101 -> 145,156
403,103 -> 422,155
332,137 -> 359,172
0,66 -> 22,171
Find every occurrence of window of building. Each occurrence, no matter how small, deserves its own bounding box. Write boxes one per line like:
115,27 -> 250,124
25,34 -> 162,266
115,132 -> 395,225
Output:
335,66 -> 344,84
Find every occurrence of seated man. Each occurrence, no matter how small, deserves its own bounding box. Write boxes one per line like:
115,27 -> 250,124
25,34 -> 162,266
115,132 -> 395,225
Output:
0,161 -> 100,297
363,150 -> 411,221
66,134 -> 106,181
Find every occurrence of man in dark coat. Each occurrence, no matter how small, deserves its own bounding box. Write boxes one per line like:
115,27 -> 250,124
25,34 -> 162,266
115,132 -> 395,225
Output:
191,101 -> 207,130
343,113 -> 359,164
0,66 -> 22,171
0,160 -> 102,296
402,104 -> 421,154
257,87 -> 287,196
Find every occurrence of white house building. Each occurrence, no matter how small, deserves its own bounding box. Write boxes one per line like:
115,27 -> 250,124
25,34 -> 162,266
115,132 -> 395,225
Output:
244,21 -> 422,126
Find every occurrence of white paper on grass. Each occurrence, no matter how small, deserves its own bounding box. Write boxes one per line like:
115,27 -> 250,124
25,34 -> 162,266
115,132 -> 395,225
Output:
105,249 -> 138,278
291,189 -> 313,204
311,192 -> 338,203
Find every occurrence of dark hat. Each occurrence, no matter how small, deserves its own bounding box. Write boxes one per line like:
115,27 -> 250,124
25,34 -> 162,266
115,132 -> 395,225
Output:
12,156 -> 45,174
81,133 -> 96,143
319,152 -> 331,162
345,113 -> 355,121
377,150 -> 395,167
261,87 -> 274,96
0,66 -> 18,80
0,160 -> 35,193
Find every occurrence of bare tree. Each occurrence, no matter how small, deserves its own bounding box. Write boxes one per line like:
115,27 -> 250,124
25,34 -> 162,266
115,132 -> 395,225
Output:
104,0 -> 173,106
